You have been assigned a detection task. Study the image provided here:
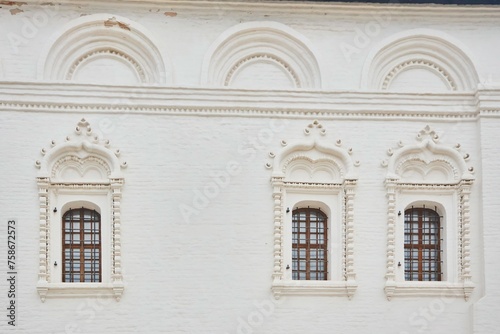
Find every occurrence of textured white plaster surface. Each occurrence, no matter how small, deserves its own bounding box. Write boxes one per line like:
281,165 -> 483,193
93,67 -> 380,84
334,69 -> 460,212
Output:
0,1 -> 498,333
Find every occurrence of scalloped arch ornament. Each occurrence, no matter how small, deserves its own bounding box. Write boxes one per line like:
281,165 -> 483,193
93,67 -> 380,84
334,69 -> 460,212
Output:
35,118 -> 127,178
362,29 -> 479,92
38,14 -> 171,85
201,21 -> 322,89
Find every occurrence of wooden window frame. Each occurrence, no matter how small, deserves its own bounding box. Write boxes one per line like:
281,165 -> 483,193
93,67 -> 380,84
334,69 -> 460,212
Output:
292,208 -> 328,281
404,207 -> 441,282
62,208 -> 102,283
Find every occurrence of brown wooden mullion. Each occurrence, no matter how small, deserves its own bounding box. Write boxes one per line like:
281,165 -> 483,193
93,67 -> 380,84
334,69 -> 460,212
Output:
305,214 -> 310,280
79,209 -> 85,282
418,213 -> 423,281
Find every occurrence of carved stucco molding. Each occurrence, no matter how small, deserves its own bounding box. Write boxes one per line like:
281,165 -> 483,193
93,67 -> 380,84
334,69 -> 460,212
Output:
35,119 -> 126,302
382,125 -> 475,301
224,53 -> 301,88
201,21 -> 322,89
362,29 -> 479,91
38,14 -> 170,84
269,120 -> 359,299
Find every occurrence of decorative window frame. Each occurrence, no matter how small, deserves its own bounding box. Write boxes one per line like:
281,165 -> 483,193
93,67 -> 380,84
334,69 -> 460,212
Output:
267,120 -> 359,299
35,119 -> 127,302
382,125 -> 475,300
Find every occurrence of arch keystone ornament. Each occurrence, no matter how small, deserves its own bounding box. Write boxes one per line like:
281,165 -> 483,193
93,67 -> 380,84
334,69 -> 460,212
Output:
35,119 -> 126,302
269,120 -> 359,299
382,125 -> 474,301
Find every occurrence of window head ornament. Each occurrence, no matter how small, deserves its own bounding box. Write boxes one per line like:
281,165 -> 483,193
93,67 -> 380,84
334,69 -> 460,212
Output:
381,125 -> 474,181
35,118 -> 127,179
266,120 -> 360,174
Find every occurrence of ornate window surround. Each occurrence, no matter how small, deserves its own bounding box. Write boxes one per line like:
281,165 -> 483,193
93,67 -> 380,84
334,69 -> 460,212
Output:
382,125 -> 475,300
268,120 -> 359,299
35,119 -> 127,302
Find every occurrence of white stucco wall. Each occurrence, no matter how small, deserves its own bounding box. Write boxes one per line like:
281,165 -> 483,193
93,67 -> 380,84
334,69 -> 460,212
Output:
0,1 -> 499,333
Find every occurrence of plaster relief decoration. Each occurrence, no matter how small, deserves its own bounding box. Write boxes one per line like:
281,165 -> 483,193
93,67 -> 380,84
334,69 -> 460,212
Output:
201,21 -> 322,90
382,125 -> 475,300
361,29 -> 479,92
268,120 -> 359,299
35,118 -> 127,301
38,14 -> 171,85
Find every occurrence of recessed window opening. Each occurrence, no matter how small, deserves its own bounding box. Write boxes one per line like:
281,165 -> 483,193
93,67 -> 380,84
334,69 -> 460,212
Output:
292,207 -> 328,280
62,208 -> 102,283
404,205 -> 442,282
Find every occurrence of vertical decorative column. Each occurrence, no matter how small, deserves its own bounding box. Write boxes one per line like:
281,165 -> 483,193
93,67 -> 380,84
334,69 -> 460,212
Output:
271,176 -> 284,283
385,178 -> 398,300
460,179 -> 474,300
37,177 -> 50,302
344,179 -> 357,299
111,178 -> 124,300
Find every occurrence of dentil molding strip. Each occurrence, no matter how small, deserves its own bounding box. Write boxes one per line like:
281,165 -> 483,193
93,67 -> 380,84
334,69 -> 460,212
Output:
0,81 -> 496,119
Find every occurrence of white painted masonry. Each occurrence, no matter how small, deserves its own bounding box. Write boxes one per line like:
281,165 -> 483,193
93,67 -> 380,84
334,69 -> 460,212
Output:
0,1 -> 499,333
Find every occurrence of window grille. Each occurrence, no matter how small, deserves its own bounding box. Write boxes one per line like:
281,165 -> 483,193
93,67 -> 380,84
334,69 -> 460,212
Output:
62,208 -> 102,283
404,207 -> 442,281
292,208 -> 328,280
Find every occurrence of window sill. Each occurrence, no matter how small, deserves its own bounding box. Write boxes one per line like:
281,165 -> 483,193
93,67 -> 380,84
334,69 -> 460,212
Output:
271,280 -> 357,299
384,281 -> 474,301
36,282 -> 124,302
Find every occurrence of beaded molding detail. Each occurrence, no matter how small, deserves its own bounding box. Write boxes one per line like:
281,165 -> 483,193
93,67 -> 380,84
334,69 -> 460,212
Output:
382,125 -> 475,301
35,119 -> 126,302
224,53 -> 301,88
66,49 -> 147,83
382,59 -> 457,91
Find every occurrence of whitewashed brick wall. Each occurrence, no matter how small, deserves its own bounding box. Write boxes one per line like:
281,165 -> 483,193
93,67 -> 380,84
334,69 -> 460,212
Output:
0,1 -> 499,333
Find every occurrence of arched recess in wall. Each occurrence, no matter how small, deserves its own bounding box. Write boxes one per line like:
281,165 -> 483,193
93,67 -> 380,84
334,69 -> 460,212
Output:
38,14 -> 171,85
361,29 -> 479,92
201,21 -> 322,90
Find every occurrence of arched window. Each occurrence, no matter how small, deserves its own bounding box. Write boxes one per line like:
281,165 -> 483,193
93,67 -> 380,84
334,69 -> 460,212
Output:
62,208 -> 102,283
292,208 -> 328,280
404,207 -> 441,282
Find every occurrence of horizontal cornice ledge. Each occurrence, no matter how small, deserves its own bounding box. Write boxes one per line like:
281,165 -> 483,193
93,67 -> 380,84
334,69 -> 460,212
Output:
16,0 -> 500,19
476,85 -> 500,116
0,81 -> 482,120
